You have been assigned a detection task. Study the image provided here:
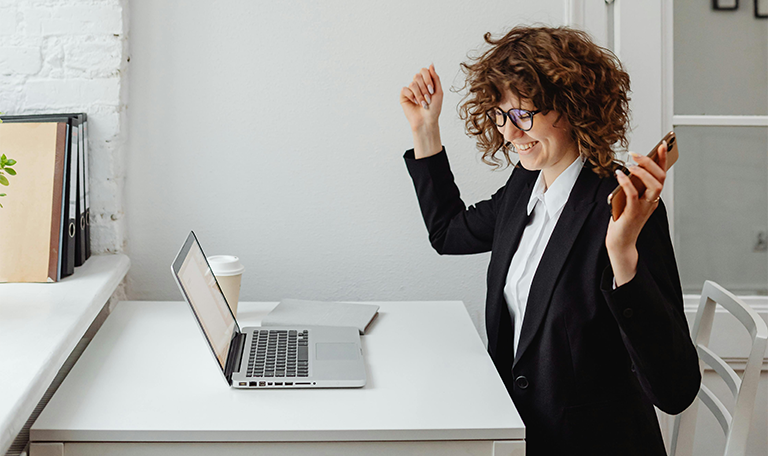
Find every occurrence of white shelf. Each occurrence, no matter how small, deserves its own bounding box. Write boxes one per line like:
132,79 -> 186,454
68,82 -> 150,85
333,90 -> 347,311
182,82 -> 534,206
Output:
0,254 -> 130,455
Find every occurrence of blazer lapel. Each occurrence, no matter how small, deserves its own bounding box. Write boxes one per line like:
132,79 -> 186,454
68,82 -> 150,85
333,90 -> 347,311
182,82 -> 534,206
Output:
512,167 -> 601,367
486,175 -> 535,360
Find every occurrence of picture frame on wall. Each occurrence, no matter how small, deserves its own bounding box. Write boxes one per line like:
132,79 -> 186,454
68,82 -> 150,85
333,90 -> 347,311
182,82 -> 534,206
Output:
756,0 -> 768,18
713,0 -> 738,10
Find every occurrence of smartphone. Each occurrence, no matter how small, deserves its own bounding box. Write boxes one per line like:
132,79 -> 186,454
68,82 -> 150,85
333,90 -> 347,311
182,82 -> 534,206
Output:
607,131 -> 679,220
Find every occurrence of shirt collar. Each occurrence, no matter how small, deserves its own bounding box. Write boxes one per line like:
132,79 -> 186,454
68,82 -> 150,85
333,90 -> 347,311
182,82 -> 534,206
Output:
526,155 -> 585,217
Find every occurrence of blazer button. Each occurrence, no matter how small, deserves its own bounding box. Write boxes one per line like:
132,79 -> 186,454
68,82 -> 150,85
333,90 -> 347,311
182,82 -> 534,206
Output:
623,308 -> 634,318
515,376 -> 529,389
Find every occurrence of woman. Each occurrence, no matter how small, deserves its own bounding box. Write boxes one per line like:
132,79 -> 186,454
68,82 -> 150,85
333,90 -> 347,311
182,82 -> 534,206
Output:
399,26 -> 700,455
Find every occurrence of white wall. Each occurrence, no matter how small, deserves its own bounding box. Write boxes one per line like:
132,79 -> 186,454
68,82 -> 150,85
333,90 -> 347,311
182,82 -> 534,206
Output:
0,0 -> 129,256
125,0 -> 565,340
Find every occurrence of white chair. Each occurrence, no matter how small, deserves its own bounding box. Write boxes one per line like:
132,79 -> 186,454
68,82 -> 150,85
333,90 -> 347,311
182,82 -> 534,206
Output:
670,280 -> 768,456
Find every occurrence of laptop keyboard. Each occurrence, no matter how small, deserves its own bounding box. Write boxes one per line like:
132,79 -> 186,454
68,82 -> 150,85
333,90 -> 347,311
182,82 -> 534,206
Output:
247,329 -> 309,378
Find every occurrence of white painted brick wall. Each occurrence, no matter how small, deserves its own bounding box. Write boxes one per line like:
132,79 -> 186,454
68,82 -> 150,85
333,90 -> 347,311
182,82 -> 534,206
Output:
0,0 -> 129,255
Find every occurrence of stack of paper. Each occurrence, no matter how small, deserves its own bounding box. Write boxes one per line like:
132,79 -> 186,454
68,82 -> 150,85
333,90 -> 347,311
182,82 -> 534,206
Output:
262,299 -> 380,334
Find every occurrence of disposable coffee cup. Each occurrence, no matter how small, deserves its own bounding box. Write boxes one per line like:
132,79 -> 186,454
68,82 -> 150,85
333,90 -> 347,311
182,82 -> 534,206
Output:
207,255 -> 245,316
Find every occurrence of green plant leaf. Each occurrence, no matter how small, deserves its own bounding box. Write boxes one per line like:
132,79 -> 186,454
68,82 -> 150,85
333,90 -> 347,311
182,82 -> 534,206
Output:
5,168 -> 15,175
1,154 -> 6,162
6,159 -> 15,166
0,193 -> 5,196
0,203 -> 3,208
0,175 -> 8,186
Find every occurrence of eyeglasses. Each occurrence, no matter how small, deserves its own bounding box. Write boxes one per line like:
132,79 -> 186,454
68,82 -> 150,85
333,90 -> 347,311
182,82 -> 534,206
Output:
486,108 -> 542,132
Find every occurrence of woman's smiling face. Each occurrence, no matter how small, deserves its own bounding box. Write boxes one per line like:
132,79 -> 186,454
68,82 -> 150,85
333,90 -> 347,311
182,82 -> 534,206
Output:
497,92 -> 580,188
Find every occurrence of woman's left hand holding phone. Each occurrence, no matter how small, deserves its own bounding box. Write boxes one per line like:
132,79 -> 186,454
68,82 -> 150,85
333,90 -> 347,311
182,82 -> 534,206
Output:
400,64 -> 444,159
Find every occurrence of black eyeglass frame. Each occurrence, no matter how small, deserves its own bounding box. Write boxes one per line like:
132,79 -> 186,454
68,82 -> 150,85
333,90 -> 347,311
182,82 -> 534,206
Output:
486,108 -> 542,132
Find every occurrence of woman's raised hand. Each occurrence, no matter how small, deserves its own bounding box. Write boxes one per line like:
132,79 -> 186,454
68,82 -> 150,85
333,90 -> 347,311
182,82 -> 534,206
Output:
400,64 -> 444,159
400,64 -> 443,130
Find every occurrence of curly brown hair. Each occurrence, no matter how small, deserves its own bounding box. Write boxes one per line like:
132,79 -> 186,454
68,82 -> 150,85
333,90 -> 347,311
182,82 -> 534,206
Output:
458,26 -> 631,177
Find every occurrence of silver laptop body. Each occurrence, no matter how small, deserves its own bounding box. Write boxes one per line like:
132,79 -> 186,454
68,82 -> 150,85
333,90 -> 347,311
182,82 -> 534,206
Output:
171,231 -> 367,389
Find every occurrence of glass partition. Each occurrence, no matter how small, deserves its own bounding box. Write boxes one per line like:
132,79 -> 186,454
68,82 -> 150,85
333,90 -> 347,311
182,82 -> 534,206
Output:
674,126 -> 768,294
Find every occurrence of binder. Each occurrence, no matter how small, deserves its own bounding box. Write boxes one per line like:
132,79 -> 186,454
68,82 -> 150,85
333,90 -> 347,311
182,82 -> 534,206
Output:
0,122 -> 69,282
1,113 -> 83,278
62,116 -> 78,276
74,115 -> 86,266
82,114 -> 91,261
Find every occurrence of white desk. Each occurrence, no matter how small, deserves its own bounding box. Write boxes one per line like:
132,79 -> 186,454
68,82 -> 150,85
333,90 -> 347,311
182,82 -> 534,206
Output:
0,254 -> 130,455
30,300 -> 525,455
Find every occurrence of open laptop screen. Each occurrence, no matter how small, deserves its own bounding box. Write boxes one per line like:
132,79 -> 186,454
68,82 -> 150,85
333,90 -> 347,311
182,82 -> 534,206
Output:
172,232 -> 238,372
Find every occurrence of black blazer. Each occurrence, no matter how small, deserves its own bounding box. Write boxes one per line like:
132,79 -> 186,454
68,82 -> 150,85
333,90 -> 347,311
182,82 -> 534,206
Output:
405,149 -> 700,455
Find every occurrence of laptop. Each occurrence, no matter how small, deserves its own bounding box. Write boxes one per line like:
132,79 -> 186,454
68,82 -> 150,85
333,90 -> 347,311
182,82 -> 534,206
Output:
171,231 -> 367,389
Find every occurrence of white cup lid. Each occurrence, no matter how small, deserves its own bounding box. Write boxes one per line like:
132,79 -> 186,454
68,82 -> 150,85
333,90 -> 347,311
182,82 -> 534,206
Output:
207,255 -> 245,276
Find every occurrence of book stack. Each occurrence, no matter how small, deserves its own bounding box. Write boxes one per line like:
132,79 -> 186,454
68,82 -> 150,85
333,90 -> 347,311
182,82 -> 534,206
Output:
0,114 -> 91,282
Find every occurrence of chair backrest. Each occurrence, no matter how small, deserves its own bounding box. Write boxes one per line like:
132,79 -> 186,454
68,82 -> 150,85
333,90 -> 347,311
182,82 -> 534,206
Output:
670,281 -> 768,456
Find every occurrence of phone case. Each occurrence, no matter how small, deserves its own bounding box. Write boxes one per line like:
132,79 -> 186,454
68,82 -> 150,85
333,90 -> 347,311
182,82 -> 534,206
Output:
608,131 -> 679,220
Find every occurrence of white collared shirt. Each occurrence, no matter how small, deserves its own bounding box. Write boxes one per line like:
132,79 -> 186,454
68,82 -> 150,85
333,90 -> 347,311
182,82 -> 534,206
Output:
504,156 -> 585,355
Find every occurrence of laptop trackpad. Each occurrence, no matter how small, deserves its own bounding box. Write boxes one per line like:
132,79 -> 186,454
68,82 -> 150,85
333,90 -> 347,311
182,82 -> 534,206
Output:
315,343 -> 359,361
